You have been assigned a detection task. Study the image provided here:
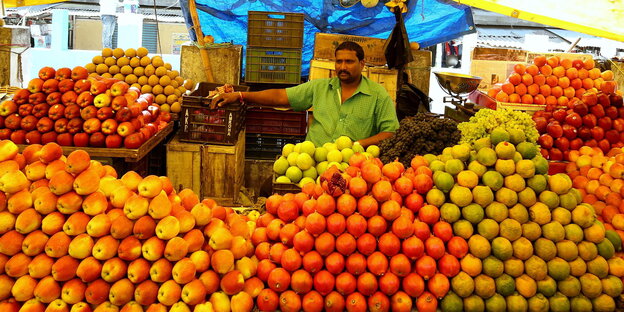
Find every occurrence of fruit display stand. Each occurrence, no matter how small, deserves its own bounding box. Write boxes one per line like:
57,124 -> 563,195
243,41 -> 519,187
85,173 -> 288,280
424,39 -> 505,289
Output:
17,122 -> 173,176
166,130 -> 245,205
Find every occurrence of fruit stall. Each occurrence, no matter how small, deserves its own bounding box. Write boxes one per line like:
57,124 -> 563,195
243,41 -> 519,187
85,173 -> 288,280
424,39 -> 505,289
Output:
2,1 -> 624,311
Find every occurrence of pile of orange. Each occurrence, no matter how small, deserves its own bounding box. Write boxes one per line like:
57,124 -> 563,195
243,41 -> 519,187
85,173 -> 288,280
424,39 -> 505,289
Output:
488,56 -> 617,107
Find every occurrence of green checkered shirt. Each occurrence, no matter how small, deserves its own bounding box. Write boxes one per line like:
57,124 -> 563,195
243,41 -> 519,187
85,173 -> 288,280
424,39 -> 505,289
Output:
286,76 -> 399,147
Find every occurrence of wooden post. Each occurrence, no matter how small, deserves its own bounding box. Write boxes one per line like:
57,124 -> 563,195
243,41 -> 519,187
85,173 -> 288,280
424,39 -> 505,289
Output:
187,0 -> 215,82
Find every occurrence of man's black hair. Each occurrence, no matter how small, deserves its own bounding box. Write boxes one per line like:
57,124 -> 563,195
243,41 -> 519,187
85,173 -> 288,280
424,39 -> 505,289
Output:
335,41 -> 365,61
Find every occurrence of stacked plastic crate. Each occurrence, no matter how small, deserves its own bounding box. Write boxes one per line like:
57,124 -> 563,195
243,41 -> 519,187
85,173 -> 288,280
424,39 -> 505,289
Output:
245,11 -> 308,159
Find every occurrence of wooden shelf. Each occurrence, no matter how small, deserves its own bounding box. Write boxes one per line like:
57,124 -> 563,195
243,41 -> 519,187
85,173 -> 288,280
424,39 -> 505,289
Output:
18,122 -> 174,162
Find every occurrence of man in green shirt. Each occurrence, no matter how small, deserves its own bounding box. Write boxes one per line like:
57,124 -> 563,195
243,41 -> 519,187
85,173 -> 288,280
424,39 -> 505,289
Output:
211,41 -> 400,147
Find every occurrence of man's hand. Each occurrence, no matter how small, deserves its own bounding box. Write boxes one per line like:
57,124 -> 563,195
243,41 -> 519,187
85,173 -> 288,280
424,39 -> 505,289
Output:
210,92 -> 241,109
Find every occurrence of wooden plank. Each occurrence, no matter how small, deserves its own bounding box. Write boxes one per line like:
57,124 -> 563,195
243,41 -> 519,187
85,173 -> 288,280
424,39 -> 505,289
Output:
166,135 -> 202,196
16,122 -> 174,162
0,27 -> 12,86
472,47 -> 528,62
180,45 -> 242,85
313,33 -> 388,66
202,130 -> 245,205
612,61 -> 624,95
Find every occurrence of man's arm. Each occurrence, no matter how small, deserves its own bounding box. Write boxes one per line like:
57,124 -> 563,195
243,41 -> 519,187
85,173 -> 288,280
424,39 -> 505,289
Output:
211,89 -> 290,109
357,131 -> 394,148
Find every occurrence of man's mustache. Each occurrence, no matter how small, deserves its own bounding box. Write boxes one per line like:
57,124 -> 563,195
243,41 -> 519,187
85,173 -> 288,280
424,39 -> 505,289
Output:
338,71 -> 350,75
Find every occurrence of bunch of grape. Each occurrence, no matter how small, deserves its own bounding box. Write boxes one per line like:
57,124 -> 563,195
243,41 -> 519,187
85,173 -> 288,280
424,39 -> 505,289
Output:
458,108 -> 539,145
379,113 -> 461,166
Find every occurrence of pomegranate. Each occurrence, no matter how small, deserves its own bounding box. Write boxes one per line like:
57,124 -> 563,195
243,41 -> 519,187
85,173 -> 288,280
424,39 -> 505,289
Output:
401,236 -> 424,260
427,273 -> 450,299
324,291 -> 346,312
281,248 -> 302,272
424,236 -> 445,260
391,216 -> 414,239
415,255 -> 436,280
293,230 -> 315,254
378,232 -> 401,257
326,213 -> 346,236
416,291 -> 438,312
305,212 -> 326,236
447,236 -> 469,258
346,253 -> 367,276
418,204 -> 440,224
337,193 -> 357,216
389,254 -> 411,277
291,269 -> 313,294
404,193 -> 424,212
368,291 -> 391,312
432,221 -> 453,242
378,272 -> 400,296
346,213 -> 367,238
402,273 -> 425,298
390,291 -> 413,312
357,195 -> 378,217
356,233 -> 377,255
335,272 -> 357,296
302,251 -> 323,273
302,291 -> 324,312
280,223 -> 300,246
438,253 -> 460,278
356,272 -> 378,296
313,270 -> 335,296
278,200 -> 299,222
367,215 -> 388,237
325,252 -> 345,275
316,193 -> 336,216
413,220 -> 431,241
268,267 -> 291,292
279,290 -> 302,312
257,288 -> 279,311
366,251 -> 389,276
345,292 -> 367,312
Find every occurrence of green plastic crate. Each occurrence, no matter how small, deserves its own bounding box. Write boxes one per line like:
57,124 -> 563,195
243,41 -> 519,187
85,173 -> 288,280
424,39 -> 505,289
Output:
245,47 -> 302,84
247,11 -> 304,49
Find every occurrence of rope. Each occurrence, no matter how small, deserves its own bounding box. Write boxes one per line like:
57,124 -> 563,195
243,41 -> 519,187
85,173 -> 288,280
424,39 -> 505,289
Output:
0,44 -> 29,87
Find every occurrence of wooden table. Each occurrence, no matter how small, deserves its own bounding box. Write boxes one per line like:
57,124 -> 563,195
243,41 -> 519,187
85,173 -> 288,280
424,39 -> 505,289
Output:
18,122 -> 174,162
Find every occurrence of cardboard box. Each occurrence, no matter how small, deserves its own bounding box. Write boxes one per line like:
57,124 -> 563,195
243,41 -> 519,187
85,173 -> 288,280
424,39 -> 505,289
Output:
313,33 -> 388,66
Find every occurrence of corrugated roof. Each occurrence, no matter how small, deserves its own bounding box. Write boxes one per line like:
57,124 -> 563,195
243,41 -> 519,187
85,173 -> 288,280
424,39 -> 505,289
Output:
6,3 -> 185,22
476,26 -> 571,50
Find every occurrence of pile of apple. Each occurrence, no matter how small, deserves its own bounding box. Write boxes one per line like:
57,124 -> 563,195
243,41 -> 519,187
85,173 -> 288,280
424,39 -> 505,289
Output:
0,141 -> 259,311
251,155 -> 464,312
489,55 -> 618,107
533,90 -> 624,161
1,66 -> 171,148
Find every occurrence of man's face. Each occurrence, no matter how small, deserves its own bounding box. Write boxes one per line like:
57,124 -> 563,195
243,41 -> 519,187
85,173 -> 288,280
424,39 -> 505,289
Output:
335,50 -> 364,83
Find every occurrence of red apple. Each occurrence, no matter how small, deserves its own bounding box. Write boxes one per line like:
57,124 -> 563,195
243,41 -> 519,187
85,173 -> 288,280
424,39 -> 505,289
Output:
10,129 -> 26,144
140,110 -> 152,124
5,114 -> 22,130
547,121 -> 563,138
577,127 -> 592,140
29,93 -> 47,105
111,96 -> 128,111
124,133 -> 144,148
28,78 -> 44,93
582,114 -> 597,128
64,104 -> 81,119
606,129 -> 620,144
549,148 -> 563,161
554,137 -> 570,151
17,104 -> 33,117
42,79 -> 59,94
139,127 -> 152,140
598,139 -> 611,153
115,107 -> 132,122
97,107 -> 114,121
562,124 -> 577,140
74,79 -> 92,94
57,133 -> 73,146
81,106 -> 98,120
117,121 -> 135,137
533,116 -> 549,133
105,134 -> 123,148
0,129 -> 12,140
90,81 -> 107,95
564,113 -> 582,128
37,117 -> 54,133
610,94 -> 623,108
54,118 -> 69,133
20,115 -> 38,131
158,112 -> 171,123
71,67 -> 89,81
590,105 -> 605,118
76,92 -> 94,108
13,89 -> 31,105
46,92 -> 62,105
41,131 -> 57,144
39,66 -> 56,80
570,138 -> 583,150
73,132 -> 89,147
552,109 -> 567,122
128,103 -> 141,117
83,118 -> 102,134
582,92 -> 598,106
61,91 -> 78,106
58,79 -> 75,93
130,118 -> 142,131
48,104 -> 65,120
538,134 -> 554,149
25,130 -> 42,144
67,118 -> 84,134
110,81 -> 129,97
598,93 -> 611,106
101,119 -> 118,135
597,116 -> 612,130
56,68 -> 72,80
32,103 -> 49,118
89,132 -> 106,147
606,106 -> 619,119
140,93 -> 154,106
591,127 -> 605,141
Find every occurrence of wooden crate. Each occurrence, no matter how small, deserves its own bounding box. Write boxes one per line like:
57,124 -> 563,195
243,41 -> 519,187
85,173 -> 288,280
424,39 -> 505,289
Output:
202,130 -> 246,206
166,135 -> 202,196
180,45 -> 243,85
309,59 -> 398,103
313,33 -> 387,66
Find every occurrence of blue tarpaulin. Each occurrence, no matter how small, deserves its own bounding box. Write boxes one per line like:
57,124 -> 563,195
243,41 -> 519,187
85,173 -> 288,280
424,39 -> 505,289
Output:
182,0 -> 475,76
